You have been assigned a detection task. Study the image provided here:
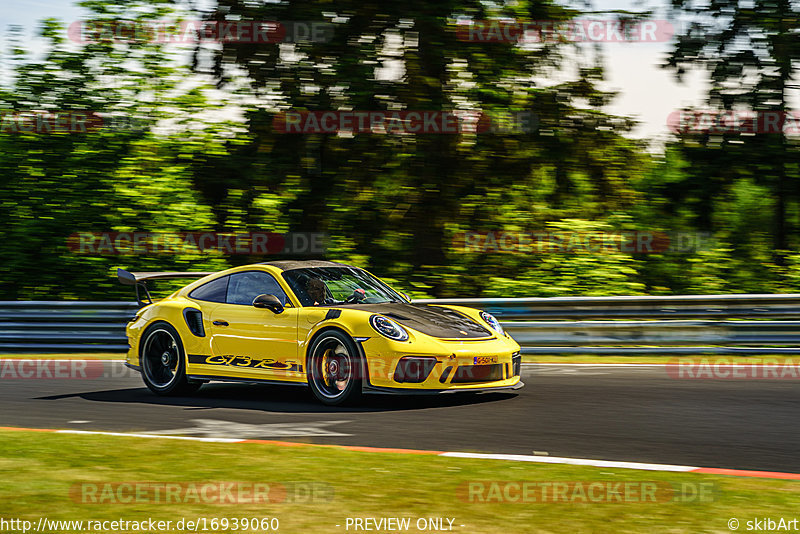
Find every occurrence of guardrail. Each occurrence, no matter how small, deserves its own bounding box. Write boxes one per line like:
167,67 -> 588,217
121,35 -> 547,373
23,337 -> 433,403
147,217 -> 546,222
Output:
2,296 -> 800,354
413,294 -> 800,320
0,302 -> 139,352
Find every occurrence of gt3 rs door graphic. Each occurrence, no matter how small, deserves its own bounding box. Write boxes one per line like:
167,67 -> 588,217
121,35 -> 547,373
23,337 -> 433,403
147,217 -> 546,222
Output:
205,304 -> 302,381
195,270 -> 303,382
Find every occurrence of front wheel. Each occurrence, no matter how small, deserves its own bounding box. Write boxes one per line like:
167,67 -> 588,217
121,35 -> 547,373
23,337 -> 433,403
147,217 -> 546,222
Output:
307,330 -> 363,406
140,322 -> 202,396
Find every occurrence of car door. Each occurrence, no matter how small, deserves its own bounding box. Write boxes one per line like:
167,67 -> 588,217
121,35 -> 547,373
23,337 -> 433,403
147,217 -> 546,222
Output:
207,270 -> 303,382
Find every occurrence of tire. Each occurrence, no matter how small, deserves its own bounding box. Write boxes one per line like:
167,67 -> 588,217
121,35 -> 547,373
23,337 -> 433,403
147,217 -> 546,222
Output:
139,322 -> 202,396
307,330 -> 363,406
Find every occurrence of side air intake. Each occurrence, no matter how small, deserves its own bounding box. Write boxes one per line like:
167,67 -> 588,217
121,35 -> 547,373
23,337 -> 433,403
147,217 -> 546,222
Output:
183,308 -> 205,337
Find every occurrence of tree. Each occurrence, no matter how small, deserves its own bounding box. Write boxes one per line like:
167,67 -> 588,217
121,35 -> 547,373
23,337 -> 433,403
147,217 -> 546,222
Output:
666,0 -> 800,263
199,0 -> 648,295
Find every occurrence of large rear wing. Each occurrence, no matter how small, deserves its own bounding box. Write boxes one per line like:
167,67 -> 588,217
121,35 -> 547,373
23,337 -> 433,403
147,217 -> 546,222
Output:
117,268 -> 214,307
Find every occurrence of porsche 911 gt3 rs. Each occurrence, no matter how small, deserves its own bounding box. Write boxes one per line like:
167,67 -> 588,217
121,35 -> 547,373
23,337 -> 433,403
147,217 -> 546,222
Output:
119,260 -> 523,405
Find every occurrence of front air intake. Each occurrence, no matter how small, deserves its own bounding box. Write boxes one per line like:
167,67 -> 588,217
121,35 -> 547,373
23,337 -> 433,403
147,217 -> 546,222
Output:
450,363 -> 504,383
393,356 -> 438,383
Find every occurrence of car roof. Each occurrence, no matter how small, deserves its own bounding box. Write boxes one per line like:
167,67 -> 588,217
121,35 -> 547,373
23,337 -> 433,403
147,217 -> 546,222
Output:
259,260 -> 356,271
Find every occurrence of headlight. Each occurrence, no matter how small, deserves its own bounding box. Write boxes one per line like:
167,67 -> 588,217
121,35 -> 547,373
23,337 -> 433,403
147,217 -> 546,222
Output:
369,315 -> 409,341
480,311 -> 504,335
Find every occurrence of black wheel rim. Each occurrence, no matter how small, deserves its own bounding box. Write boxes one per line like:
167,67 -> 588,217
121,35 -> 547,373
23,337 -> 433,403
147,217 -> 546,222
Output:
310,336 -> 353,399
142,329 -> 180,388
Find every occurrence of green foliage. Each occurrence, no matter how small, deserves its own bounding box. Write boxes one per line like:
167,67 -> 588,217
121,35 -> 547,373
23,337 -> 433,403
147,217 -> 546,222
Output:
0,0 -> 798,299
665,0 -> 800,259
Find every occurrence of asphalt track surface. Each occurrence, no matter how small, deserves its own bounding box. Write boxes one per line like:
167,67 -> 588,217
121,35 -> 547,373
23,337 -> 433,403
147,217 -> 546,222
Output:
1,361 -> 798,473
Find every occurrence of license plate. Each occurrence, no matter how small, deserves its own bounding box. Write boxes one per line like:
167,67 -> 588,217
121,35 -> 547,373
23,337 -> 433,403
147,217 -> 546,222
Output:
473,356 -> 498,365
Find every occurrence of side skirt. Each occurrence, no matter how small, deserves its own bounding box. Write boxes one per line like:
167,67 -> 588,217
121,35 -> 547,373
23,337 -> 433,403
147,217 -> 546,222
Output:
186,374 -> 309,388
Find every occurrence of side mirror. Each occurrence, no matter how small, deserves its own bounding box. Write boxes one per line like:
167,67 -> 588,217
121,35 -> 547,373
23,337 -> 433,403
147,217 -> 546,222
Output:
401,292 -> 411,302
253,294 -> 284,314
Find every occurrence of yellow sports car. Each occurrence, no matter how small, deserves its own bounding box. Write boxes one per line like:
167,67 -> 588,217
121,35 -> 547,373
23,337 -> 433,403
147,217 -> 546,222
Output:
119,261 -> 522,405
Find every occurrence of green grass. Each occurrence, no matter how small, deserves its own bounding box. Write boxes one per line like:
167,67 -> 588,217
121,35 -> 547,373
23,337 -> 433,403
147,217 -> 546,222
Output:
0,430 -> 797,533
522,354 -> 703,364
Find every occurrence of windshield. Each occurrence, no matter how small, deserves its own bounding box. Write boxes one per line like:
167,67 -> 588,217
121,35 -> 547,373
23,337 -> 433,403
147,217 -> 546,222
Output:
282,267 -> 405,306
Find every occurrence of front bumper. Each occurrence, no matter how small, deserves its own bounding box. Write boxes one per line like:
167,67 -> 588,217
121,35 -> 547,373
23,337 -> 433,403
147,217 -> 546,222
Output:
357,334 -> 523,392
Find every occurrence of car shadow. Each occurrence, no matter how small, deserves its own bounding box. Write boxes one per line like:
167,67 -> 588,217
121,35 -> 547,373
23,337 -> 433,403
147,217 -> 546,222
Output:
36,382 -> 519,413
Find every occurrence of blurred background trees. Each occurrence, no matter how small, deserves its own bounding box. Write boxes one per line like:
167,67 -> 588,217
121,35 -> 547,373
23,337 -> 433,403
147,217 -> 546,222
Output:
663,0 -> 800,283
1,0 -> 798,299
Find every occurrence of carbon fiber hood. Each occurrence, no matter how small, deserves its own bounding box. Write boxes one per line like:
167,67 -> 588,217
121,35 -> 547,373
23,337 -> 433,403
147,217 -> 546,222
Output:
336,303 -> 493,339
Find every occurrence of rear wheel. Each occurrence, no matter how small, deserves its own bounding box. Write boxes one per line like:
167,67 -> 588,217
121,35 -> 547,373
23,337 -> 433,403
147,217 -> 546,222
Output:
140,322 -> 202,396
307,330 -> 363,406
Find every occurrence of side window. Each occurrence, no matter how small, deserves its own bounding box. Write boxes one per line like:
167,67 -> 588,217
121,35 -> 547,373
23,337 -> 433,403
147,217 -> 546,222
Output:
227,271 -> 288,306
189,276 -> 229,303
